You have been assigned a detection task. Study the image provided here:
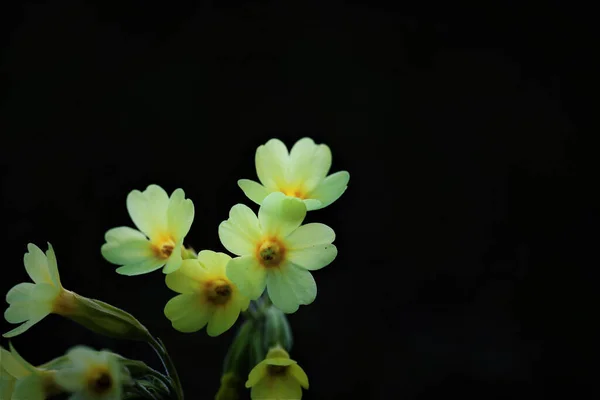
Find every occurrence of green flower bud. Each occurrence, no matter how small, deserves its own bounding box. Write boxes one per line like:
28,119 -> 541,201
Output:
222,320 -> 254,376
215,373 -> 240,400
263,305 -> 293,352
249,323 -> 266,370
59,291 -> 151,342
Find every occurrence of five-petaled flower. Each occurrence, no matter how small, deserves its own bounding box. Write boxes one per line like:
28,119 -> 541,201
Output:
246,346 -> 309,400
101,184 -> 195,276
219,192 -> 337,313
54,346 -> 127,400
4,243 -> 74,338
238,137 -> 350,211
164,250 -> 250,336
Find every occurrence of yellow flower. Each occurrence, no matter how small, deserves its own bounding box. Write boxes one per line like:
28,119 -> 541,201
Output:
3,243 -> 72,338
218,192 -> 337,313
246,347 -> 308,400
215,372 -> 241,400
54,346 -> 124,400
1,344 -> 62,400
238,137 -> 350,211
101,184 -> 195,276
164,250 -> 250,336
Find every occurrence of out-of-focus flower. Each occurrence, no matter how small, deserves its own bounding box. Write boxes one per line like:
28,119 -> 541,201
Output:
54,346 -> 126,400
3,243 -> 72,338
246,346 -> 308,400
215,372 -> 241,400
238,138 -> 350,211
219,192 -> 337,313
101,184 -> 195,276
164,250 -> 250,336
0,344 -> 63,400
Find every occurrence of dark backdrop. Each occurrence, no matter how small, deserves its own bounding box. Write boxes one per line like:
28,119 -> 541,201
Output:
1,2 -> 594,399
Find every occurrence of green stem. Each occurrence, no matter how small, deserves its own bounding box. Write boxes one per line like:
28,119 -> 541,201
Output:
148,336 -> 184,400
134,381 -> 160,400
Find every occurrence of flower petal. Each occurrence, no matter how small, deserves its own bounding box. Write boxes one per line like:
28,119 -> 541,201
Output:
164,294 -> 212,333
54,368 -> 85,392
0,348 -> 30,378
286,223 -> 335,249
266,263 -> 317,314
165,259 -> 205,294
115,257 -> 165,276
302,198 -> 323,211
255,139 -> 289,190
251,375 -> 302,400
6,283 -> 36,303
258,192 -> 306,237
104,226 -> 148,242
45,243 -> 61,287
126,184 -> 170,238
307,170 -> 350,210
288,364 -> 309,389
207,303 -> 242,336
2,313 -> 48,338
246,361 -> 268,388
13,374 -> 46,400
162,240 -> 184,274
197,250 -> 230,275
238,179 -> 271,205
288,137 -> 332,192
226,256 -> 267,300
23,243 -> 53,285
101,228 -> 155,265
219,204 -> 261,256
167,188 -> 195,240
287,244 -> 337,271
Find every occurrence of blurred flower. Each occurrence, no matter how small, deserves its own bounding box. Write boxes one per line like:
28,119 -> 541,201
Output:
164,250 -> 250,336
3,243 -> 74,338
101,184 -> 195,276
246,346 -> 308,400
54,346 -> 126,400
215,372 -> 241,400
219,192 -> 337,313
0,343 -> 63,400
238,137 -> 350,211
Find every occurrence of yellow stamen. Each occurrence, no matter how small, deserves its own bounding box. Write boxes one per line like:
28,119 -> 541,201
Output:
152,235 -> 176,259
256,238 -> 286,268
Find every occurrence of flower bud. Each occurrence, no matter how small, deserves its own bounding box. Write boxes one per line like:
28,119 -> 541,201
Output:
215,372 -> 241,400
222,320 -> 254,377
58,291 -> 151,342
263,305 -> 293,352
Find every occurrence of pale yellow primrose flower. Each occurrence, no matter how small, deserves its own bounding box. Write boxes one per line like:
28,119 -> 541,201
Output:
164,250 -> 250,336
238,137 -> 350,211
3,243 -> 72,338
101,184 -> 195,276
246,347 -> 309,400
1,344 -> 62,400
218,192 -> 337,313
54,346 -> 124,400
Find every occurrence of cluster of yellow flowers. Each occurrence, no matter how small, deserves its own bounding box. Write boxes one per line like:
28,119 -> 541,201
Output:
1,137 -> 349,400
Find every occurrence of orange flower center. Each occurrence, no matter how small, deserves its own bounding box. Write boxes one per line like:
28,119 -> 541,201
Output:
280,187 -> 307,199
205,279 -> 233,305
86,366 -> 113,395
256,238 -> 286,268
152,235 -> 176,259
267,365 -> 289,376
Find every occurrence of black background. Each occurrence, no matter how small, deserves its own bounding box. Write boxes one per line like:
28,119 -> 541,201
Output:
1,1 -> 595,399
